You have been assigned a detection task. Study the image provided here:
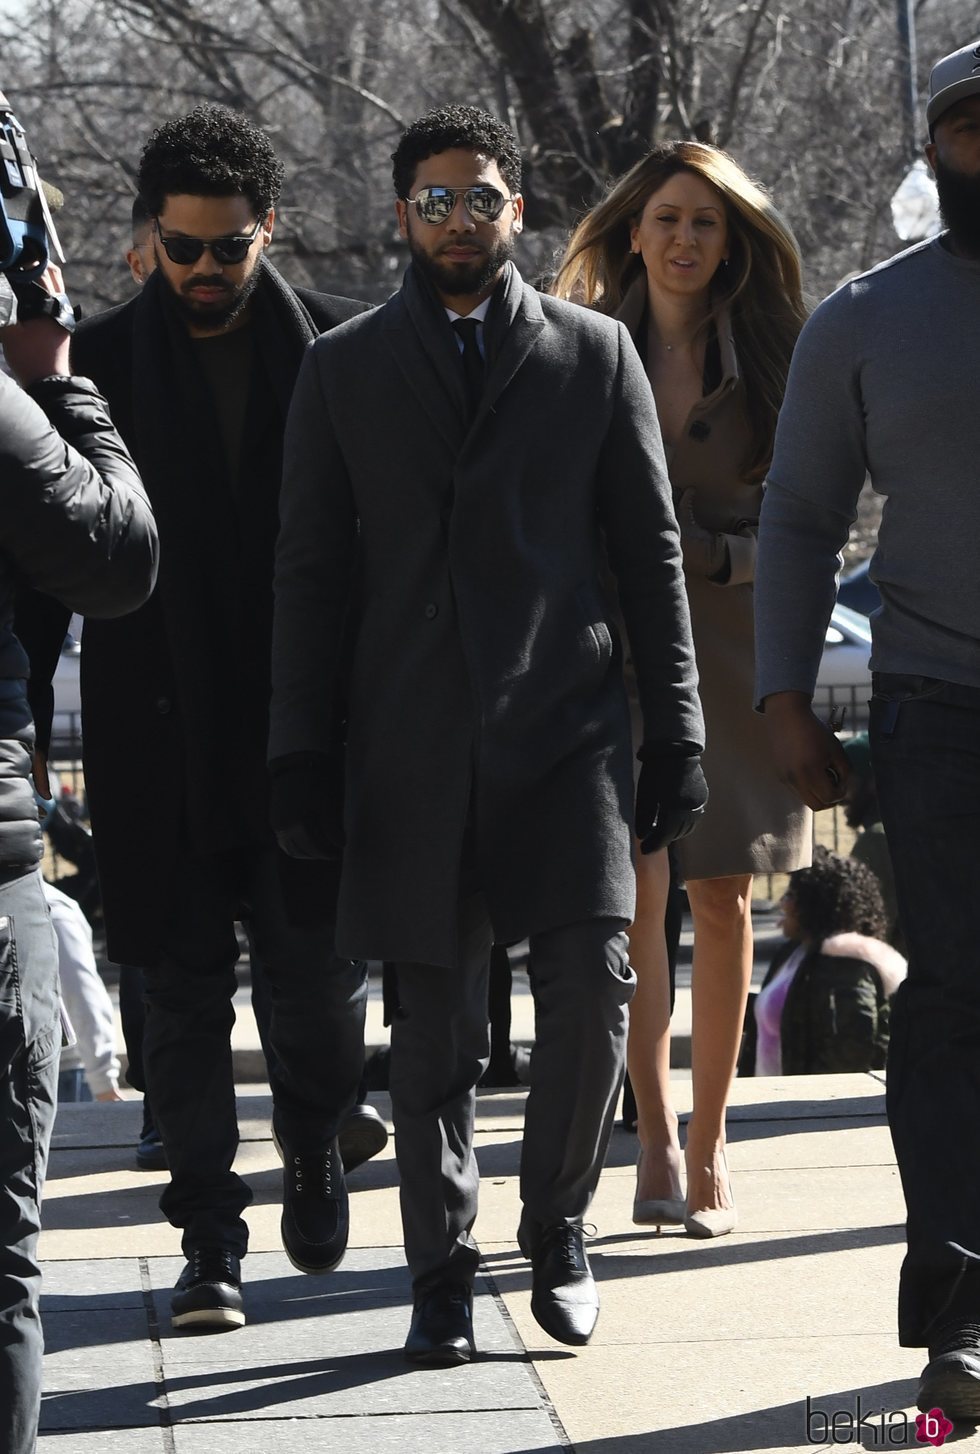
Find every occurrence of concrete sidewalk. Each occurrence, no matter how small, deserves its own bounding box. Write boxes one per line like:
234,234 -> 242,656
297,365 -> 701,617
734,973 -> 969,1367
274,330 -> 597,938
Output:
38,1070 -> 954,1453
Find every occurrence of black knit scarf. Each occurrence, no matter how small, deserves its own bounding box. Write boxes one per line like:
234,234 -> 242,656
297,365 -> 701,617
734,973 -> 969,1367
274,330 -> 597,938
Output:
130,259 -> 318,850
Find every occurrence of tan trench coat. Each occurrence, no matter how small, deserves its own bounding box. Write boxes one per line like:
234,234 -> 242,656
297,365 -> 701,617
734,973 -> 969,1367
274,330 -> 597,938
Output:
618,277 -> 811,879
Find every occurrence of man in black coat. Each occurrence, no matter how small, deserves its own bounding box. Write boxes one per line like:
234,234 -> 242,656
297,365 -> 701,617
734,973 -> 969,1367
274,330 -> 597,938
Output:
270,105 -> 707,1363
32,105 -> 373,1332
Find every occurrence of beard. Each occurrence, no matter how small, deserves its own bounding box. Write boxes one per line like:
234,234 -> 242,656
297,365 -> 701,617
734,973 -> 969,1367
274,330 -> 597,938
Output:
162,258 -> 262,333
933,154 -> 980,257
408,232 -> 515,299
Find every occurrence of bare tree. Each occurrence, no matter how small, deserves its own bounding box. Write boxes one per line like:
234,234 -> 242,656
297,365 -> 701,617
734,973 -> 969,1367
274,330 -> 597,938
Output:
2,0 -> 974,317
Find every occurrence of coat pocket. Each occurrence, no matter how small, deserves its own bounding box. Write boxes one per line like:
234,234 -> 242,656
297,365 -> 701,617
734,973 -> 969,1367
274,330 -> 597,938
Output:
0,913 -> 23,1080
574,583 -> 613,667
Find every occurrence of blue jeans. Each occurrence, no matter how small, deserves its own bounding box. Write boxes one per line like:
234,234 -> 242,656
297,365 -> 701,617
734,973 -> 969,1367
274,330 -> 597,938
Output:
0,866 -> 59,1454
57,1067 -> 92,1103
871,673 -> 980,1345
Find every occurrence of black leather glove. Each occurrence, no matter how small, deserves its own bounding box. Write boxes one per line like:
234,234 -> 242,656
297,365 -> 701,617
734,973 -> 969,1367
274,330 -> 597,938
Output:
269,750 -> 345,860
635,747 -> 708,854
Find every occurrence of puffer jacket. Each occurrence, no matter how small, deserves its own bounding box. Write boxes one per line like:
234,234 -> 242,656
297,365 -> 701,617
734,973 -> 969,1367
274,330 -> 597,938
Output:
739,931 -> 908,1076
0,370 -> 157,867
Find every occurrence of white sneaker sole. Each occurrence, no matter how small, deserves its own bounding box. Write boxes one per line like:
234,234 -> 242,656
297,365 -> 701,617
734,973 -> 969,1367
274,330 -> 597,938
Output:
171,1305 -> 246,1331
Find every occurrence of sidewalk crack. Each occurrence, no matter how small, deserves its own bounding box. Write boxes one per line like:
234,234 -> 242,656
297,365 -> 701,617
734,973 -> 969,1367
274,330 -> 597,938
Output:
139,1255 -> 176,1452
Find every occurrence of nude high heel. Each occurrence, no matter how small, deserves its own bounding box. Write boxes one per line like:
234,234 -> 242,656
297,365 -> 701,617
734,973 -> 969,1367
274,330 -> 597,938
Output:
684,1147 -> 737,1238
632,1148 -> 686,1230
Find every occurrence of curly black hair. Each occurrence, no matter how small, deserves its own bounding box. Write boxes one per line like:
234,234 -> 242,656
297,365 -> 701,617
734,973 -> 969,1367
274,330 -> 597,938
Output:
137,104 -> 284,217
786,846 -> 887,944
392,104 -> 522,200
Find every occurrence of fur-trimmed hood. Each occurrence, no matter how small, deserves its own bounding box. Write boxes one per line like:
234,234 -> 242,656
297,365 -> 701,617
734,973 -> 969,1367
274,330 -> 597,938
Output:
819,932 -> 907,998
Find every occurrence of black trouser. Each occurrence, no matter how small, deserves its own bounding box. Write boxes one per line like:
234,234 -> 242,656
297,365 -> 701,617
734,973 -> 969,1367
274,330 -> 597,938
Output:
122,926 -> 370,1128
871,672 -> 980,1345
389,897 -> 635,1289
142,842 -> 367,1258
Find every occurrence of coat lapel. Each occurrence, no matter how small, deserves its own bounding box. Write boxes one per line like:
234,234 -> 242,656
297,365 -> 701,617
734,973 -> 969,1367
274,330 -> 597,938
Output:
385,263 -> 546,453
474,263 -> 544,432
387,268 -> 467,455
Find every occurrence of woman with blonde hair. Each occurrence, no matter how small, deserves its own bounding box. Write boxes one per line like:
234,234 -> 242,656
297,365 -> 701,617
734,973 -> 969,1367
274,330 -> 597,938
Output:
554,140 -> 810,1235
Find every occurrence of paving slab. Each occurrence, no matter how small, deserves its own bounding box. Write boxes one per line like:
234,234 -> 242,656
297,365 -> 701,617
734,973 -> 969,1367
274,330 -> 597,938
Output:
37,1073 -> 970,1454
39,1431 -> 164,1453
171,1411 -> 565,1452
40,1256 -> 146,1310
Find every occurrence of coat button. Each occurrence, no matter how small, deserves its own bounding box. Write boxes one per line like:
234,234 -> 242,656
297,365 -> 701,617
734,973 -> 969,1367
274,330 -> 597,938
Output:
155,696 -> 172,714
424,603 -> 439,620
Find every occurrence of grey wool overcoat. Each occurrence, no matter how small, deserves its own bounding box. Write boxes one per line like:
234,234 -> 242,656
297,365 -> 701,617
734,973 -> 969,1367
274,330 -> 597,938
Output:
270,262 -> 703,968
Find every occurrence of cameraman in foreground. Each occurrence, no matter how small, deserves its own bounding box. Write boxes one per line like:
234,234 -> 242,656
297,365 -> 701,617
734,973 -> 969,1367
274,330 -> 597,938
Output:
0,238 -> 158,1451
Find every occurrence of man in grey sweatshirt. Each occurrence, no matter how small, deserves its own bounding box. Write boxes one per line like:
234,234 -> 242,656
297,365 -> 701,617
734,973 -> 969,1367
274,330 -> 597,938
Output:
754,38 -> 980,1421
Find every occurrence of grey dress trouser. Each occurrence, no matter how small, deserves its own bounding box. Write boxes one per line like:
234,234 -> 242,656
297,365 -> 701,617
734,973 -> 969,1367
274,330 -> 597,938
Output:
389,896 -> 636,1289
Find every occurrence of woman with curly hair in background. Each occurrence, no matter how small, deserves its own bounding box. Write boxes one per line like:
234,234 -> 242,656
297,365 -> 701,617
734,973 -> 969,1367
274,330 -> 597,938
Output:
553,141 -> 810,1236
739,847 -> 906,1077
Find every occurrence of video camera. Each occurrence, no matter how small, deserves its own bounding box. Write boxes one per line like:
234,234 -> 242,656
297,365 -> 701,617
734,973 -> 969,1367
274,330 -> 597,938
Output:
0,88 -> 75,332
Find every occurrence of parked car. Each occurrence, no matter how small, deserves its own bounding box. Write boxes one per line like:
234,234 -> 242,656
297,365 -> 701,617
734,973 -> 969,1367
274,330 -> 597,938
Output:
814,602 -> 873,728
837,559 -> 881,617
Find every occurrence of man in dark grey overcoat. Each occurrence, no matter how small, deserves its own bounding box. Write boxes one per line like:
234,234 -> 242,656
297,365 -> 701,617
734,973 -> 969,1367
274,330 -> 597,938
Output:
269,105 -> 706,1364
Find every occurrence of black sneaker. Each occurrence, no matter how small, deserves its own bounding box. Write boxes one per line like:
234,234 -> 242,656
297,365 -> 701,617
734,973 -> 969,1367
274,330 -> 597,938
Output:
171,1249 -> 245,1332
136,1127 -> 167,1172
280,1138 -> 349,1273
136,1099 -> 168,1172
918,1321 -> 980,1421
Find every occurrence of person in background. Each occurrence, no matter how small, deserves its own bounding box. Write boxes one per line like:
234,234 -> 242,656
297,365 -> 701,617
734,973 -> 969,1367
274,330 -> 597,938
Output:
125,196 -> 154,286
110,184 -> 389,1182
553,140 -> 810,1237
842,732 -> 903,953
0,258 -> 157,1454
753,36 -> 980,1421
42,877 -> 123,1103
21,104 -> 373,1334
738,847 -> 906,1077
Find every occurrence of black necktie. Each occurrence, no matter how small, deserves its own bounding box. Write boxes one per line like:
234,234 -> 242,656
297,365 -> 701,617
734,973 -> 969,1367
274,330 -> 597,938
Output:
452,317 -> 485,418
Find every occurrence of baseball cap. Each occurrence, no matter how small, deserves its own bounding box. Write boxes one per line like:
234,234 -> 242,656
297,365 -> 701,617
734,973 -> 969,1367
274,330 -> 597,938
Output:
926,40 -> 980,128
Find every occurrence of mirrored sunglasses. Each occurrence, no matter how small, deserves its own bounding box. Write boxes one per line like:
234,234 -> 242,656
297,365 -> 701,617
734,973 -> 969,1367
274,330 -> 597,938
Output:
405,185 -> 511,225
154,216 -> 263,266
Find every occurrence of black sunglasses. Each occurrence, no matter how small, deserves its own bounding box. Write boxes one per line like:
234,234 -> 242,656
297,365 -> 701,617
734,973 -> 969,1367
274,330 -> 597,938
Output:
404,185 -> 512,226
154,216 -> 263,266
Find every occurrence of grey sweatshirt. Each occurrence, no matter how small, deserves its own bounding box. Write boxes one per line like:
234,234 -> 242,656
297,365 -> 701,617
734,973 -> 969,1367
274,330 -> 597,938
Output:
755,235 -> 980,705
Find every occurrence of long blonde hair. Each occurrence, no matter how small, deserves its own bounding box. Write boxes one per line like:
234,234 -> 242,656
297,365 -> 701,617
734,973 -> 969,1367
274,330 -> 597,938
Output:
553,141 -> 806,481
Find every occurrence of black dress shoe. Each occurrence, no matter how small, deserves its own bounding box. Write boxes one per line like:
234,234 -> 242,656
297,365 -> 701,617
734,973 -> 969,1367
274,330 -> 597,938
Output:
518,1216 -> 598,1346
918,1321 -> 980,1420
404,1282 -> 475,1366
171,1248 -> 245,1332
338,1101 -> 389,1173
280,1138 -> 349,1273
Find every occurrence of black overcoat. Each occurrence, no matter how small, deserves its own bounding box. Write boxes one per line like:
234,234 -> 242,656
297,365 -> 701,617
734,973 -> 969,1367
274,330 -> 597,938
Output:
270,263 -> 703,968
34,263 -> 368,964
